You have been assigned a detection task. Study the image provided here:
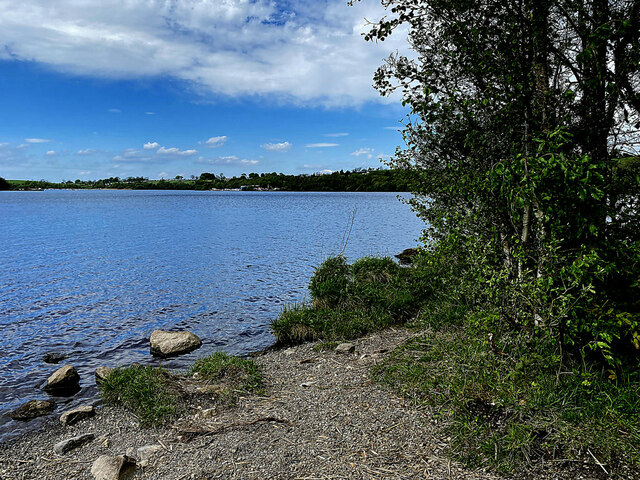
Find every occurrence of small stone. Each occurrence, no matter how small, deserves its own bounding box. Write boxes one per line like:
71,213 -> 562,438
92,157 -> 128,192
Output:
149,330 -> 202,357
60,405 -> 95,426
54,433 -> 95,455
43,365 -> 80,395
10,399 -> 56,420
91,455 -> 136,480
136,445 -> 163,466
43,352 -> 68,364
95,366 -> 114,384
198,407 -> 216,418
335,343 -> 356,354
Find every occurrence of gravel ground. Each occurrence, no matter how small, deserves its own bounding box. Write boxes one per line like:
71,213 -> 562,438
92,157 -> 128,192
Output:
0,329 -> 625,479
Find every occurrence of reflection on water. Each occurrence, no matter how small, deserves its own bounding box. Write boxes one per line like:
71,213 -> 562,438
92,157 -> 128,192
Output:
0,190 -> 423,441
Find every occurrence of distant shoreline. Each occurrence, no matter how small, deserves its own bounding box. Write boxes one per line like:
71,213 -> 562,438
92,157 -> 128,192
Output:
4,168 -> 413,193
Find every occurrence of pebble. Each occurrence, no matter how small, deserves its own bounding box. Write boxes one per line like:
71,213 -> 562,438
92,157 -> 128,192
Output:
335,342 -> 356,354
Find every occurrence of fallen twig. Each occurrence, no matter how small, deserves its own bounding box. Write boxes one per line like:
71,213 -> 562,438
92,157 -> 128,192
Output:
176,416 -> 293,441
587,448 -> 609,475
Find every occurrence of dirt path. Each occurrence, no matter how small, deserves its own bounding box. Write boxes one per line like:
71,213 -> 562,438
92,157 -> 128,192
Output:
1,329 -> 499,479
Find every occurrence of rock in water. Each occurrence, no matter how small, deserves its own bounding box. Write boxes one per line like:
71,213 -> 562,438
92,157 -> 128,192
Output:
95,366 -> 114,384
149,330 -> 202,357
43,365 -> 80,395
43,352 -> 67,364
54,433 -> 95,455
91,455 -> 136,480
10,399 -> 56,420
60,405 -> 95,426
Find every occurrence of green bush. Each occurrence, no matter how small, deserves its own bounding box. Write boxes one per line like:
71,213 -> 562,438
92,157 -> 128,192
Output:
272,255 -> 427,346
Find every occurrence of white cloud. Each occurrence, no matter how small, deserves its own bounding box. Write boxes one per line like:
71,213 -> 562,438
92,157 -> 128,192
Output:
24,138 -> 51,143
261,141 -> 291,152
108,108 -> 121,113
45,150 -> 56,156
112,148 -> 152,162
143,141 -> 159,150
306,143 -> 339,148
324,133 -> 349,137
205,136 -> 227,148
79,170 -> 92,175
157,146 -> 198,156
76,148 -> 96,155
158,171 -> 168,178
0,1 -> 409,106
145,112 -> 156,115
351,147 -> 374,158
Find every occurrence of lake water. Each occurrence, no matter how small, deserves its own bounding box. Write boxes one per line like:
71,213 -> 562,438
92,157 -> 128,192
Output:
0,190 -> 423,441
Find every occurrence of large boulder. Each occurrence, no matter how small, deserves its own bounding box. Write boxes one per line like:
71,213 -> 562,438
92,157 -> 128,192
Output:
43,365 -> 80,395
91,455 -> 136,480
149,330 -> 202,357
9,399 -> 56,420
60,405 -> 95,426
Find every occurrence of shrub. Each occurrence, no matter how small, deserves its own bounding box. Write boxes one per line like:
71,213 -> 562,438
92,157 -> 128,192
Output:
272,255 -> 427,346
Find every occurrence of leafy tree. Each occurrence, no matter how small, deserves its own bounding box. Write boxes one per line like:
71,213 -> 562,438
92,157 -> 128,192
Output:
0,177 -> 10,190
359,0 -> 640,363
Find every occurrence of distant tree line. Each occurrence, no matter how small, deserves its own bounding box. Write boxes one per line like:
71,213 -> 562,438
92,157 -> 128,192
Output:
2,168 -> 414,192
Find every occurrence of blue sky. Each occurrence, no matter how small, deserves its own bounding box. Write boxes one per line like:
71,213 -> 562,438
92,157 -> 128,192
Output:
0,0 -> 408,181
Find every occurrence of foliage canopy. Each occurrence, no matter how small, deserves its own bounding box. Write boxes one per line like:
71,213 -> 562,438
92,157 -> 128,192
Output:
360,0 -> 640,364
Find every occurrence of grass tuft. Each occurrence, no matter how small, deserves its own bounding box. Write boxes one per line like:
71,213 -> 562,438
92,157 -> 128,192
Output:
99,365 -> 178,427
190,352 -> 263,395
